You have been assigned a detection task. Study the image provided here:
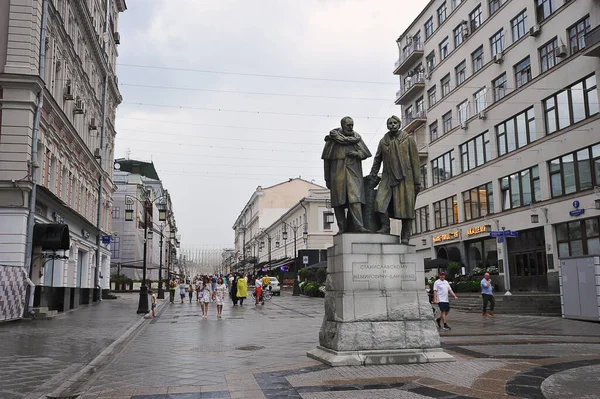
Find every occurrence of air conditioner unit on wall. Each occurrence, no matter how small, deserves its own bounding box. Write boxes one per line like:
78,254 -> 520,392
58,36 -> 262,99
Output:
530,25 -> 541,37
460,121 -> 468,130
114,31 -> 121,45
493,53 -> 504,64
478,111 -> 486,119
555,45 -> 568,58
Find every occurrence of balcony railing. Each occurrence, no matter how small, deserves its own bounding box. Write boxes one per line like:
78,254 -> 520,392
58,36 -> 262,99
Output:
583,26 -> 600,58
395,73 -> 425,104
402,109 -> 427,133
394,40 -> 424,75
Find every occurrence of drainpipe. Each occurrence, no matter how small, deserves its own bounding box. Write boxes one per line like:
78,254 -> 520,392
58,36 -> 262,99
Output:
300,198 -> 308,247
24,0 -> 49,311
94,0 -> 111,301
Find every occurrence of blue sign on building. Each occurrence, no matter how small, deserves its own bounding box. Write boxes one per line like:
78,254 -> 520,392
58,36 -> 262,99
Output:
101,235 -> 111,245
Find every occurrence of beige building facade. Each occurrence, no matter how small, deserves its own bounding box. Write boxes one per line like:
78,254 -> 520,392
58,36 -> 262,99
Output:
395,0 -> 600,292
0,0 -> 126,310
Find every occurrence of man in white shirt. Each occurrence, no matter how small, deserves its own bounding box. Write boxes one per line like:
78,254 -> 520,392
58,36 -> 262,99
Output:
433,271 -> 458,330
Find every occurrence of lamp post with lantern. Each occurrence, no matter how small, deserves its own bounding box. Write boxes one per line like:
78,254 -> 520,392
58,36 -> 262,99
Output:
281,222 -> 308,296
124,192 -> 168,314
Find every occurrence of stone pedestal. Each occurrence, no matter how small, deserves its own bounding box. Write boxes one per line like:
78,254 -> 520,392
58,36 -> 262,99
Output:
307,233 -> 454,366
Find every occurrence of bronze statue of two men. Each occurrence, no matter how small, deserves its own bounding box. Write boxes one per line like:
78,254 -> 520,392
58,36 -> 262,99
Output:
322,116 -> 421,244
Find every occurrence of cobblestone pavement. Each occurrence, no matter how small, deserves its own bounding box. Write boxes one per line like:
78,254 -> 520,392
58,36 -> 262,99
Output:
70,291 -> 600,399
0,293 -> 150,399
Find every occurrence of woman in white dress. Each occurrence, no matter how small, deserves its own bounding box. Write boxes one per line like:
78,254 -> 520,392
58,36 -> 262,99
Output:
199,277 -> 213,319
214,277 -> 227,319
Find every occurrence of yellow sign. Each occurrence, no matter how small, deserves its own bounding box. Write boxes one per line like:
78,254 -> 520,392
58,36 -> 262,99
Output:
467,225 -> 489,236
433,231 -> 459,243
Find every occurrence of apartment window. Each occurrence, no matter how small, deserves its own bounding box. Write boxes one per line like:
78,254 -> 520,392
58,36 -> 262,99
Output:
425,17 -> 434,39
463,182 -> 494,221
416,97 -> 425,115
556,217 -> 600,258
431,150 -> 455,185
544,74 -> 598,134
474,88 -> 487,113
440,37 -> 450,60
420,164 -> 428,189
460,131 -> 490,172
514,57 -> 531,88
442,111 -> 453,133
536,0 -> 556,23
454,23 -> 466,48
111,236 -> 120,259
469,5 -> 483,32
430,121 -> 439,141
428,86 -> 437,108
452,0 -> 463,9
540,38 -> 559,73
490,29 -> 505,57
511,10 -> 528,42
471,46 -> 484,73
568,16 -> 591,54
496,107 -> 536,156
438,2 -> 448,25
414,206 -> 430,234
458,100 -> 469,124
112,206 -> 120,219
492,73 -> 507,102
489,0 -> 502,15
405,105 -> 414,120
434,196 -> 458,228
426,52 -> 436,74
441,74 -> 451,97
455,61 -> 467,85
549,143 -> 600,197
501,166 -> 540,210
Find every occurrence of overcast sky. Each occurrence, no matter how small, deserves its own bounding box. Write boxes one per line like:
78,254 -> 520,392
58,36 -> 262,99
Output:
114,0 -> 430,249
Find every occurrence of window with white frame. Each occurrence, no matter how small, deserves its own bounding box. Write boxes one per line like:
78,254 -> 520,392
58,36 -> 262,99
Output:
458,100 -> 469,124
474,88 -> 487,113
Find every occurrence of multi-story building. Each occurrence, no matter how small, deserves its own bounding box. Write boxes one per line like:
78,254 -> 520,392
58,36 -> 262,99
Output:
231,178 -> 327,272
111,159 -> 179,287
252,188 -> 338,275
0,0 -> 126,310
394,0 -> 599,292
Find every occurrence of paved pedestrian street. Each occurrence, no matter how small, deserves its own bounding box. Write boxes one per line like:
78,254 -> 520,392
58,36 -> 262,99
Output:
2,292 -> 600,399
26,290 -> 597,399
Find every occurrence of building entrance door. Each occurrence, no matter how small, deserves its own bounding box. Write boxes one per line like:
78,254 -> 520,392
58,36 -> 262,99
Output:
508,228 -> 548,291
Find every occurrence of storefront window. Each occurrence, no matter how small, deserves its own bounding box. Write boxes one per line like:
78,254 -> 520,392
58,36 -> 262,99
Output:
556,217 -> 600,258
467,238 -> 498,272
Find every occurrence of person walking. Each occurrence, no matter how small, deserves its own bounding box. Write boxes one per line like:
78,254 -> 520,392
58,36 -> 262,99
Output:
255,275 -> 263,305
188,282 -> 195,303
481,272 -> 495,317
214,277 -> 227,319
433,271 -> 458,330
230,275 -> 238,306
199,277 -> 212,319
179,280 -> 186,304
236,274 -> 248,306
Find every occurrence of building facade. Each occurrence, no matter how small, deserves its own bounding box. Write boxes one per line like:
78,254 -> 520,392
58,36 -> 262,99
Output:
0,0 -> 126,310
395,0 -> 600,292
231,178 -> 328,272
111,159 -> 179,285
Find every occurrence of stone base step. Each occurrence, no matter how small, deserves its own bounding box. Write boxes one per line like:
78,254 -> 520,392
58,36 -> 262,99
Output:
32,308 -> 60,320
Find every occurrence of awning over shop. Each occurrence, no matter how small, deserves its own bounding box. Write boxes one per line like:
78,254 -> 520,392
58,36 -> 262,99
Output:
306,261 -> 327,270
266,257 -> 294,272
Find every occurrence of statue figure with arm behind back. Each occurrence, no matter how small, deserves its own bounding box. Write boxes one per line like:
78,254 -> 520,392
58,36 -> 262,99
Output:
369,115 -> 421,243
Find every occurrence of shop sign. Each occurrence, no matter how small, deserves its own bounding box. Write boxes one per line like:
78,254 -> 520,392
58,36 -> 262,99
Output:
467,225 -> 489,236
433,231 -> 459,243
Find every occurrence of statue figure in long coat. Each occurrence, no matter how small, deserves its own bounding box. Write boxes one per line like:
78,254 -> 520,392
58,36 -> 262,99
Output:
369,115 -> 421,243
322,116 -> 371,233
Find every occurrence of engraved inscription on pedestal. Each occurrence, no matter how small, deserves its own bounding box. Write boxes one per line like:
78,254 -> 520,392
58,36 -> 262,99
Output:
352,263 -> 416,281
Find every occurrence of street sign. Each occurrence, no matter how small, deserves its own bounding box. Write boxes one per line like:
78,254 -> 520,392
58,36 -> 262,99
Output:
497,237 -> 504,244
489,231 -> 503,237
490,230 -> 517,237
101,235 -> 111,245
506,231 -> 519,237
302,256 -> 309,265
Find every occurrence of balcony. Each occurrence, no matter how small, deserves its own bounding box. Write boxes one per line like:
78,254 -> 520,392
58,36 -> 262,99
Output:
583,26 -> 600,58
395,74 -> 425,105
402,110 -> 427,133
393,41 -> 424,75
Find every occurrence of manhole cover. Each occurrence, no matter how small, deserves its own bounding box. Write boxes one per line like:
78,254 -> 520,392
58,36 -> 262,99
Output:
235,345 -> 264,351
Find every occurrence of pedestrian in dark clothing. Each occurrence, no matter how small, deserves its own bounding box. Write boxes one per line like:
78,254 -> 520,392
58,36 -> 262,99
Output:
231,277 -> 238,305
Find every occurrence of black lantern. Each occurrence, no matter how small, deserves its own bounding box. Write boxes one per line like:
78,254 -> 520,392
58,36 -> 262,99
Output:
303,230 -> 308,243
275,241 -> 280,248
282,230 -> 288,240
125,208 -> 134,221
170,231 -> 176,240
158,203 -> 167,221
148,230 -> 153,239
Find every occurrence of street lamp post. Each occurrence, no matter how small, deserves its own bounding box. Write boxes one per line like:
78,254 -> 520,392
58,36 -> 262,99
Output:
125,192 -> 167,314
281,222 -> 308,296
